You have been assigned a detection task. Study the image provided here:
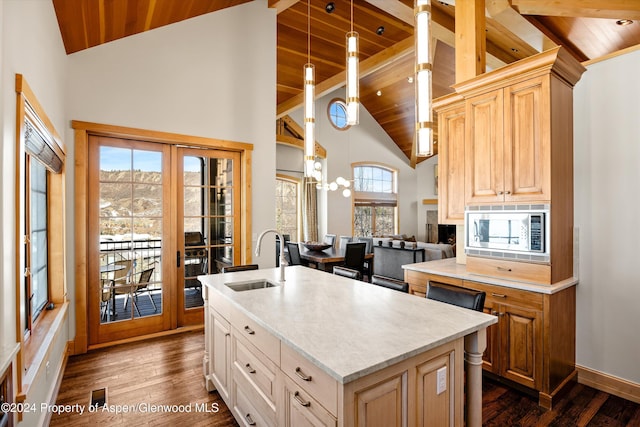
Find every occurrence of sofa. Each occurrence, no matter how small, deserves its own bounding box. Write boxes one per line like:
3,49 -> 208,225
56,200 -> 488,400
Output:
372,236 -> 455,281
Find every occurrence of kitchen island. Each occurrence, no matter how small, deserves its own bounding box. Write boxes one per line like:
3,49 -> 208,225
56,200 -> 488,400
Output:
200,265 -> 496,427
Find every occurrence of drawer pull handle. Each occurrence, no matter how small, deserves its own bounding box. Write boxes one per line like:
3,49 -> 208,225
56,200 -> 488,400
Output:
245,413 -> 256,426
496,267 -> 512,272
244,325 -> 255,335
491,310 -> 498,316
295,367 -> 312,381
245,363 -> 256,374
294,391 -> 311,407
491,293 -> 507,298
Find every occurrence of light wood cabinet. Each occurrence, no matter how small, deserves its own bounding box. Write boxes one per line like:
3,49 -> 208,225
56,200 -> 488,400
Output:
205,285 -> 468,425
434,94 -> 466,225
404,268 -> 576,409
465,77 -> 550,204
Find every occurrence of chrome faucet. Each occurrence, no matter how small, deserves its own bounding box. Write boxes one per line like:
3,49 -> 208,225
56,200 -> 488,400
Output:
255,229 -> 287,282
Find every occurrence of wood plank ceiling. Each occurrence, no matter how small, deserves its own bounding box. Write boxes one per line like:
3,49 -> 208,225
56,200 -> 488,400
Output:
52,0 -> 640,165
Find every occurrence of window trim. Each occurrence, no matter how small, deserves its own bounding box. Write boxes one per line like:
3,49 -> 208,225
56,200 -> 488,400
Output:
275,174 -> 301,242
15,74 -> 67,398
327,98 -> 351,131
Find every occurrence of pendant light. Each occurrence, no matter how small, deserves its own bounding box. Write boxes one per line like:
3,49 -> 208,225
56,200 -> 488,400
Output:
346,0 -> 359,125
304,0 -> 316,177
415,0 -> 433,156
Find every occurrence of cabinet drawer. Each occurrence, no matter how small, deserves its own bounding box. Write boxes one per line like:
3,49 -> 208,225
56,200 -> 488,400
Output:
280,373 -> 337,427
234,336 -> 278,407
281,344 -> 338,416
209,292 -> 232,321
466,256 -> 551,285
232,307 -> 280,364
233,377 -> 276,427
463,280 -> 543,311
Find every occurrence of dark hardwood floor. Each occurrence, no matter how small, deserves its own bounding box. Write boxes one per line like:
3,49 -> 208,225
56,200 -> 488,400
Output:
50,330 -> 639,426
50,330 -> 238,427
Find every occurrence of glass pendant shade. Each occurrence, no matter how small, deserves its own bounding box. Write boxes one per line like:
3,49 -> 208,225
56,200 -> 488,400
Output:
304,63 -> 315,176
415,0 -> 433,157
346,31 -> 359,125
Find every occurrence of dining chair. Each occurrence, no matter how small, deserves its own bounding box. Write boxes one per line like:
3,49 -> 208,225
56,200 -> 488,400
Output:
286,242 -> 302,266
222,264 -> 259,273
339,235 -> 352,250
323,234 -> 337,248
356,237 -> 374,279
276,234 -> 291,267
100,279 -> 114,321
131,267 -> 156,316
112,260 -> 134,312
371,275 -> 409,293
426,281 -> 486,312
343,242 -> 367,281
333,266 -> 361,280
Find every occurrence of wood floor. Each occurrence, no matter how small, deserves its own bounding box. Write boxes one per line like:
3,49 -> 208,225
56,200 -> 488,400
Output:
50,330 -> 640,426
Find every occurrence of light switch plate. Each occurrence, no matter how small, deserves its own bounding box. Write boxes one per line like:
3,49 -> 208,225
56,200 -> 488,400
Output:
437,366 -> 447,395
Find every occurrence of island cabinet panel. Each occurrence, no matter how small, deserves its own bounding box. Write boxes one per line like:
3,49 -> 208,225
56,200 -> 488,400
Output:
210,309 -> 232,403
341,339 -> 462,427
406,270 -> 463,298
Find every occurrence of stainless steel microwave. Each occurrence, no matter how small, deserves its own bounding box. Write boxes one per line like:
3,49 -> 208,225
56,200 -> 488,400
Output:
465,205 -> 550,263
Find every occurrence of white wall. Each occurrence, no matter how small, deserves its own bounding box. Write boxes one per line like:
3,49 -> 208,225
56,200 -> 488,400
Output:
0,1 -> 70,425
574,48 -> 640,384
290,89 -> 419,241
64,1 -> 277,329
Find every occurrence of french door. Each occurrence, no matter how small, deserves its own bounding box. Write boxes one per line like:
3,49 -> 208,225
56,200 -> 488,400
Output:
88,136 -> 241,345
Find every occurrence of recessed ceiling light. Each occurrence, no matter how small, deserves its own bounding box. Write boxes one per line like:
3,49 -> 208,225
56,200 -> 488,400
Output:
511,48 -> 519,53
376,26 -> 385,35
616,19 -> 633,26
376,90 -> 382,96
325,2 -> 335,13
407,76 -> 414,83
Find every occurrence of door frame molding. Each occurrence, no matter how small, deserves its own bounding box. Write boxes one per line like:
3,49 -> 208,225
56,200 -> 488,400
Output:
72,120 -> 253,354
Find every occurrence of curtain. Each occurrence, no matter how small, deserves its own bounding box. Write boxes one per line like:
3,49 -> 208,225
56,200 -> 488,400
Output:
302,177 -> 318,242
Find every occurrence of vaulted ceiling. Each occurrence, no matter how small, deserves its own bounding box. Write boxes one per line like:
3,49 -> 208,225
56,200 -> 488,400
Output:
52,0 -> 640,166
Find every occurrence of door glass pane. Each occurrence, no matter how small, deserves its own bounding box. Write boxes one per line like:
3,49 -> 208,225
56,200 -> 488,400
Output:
99,147 -> 163,323
183,155 -> 235,310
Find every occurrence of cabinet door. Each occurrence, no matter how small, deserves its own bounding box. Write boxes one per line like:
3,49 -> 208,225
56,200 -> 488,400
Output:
211,310 -> 232,403
415,352 -> 455,427
352,373 -> 405,427
500,304 -> 542,390
281,375 -> 337,427
465,89 -> 504,205
438,103 -> 466,224
504,76 -> 550,202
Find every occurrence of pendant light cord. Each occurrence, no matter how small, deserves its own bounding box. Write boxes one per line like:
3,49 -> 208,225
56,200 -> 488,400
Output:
307,0 -> 311,63
350,0 -> 354,32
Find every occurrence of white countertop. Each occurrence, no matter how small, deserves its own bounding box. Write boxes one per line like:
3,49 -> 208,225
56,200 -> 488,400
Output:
402,258 -> 578,294
199,266 -> 496,384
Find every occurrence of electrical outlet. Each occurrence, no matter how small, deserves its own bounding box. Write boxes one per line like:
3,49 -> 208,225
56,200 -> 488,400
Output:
436,366 -> 447,395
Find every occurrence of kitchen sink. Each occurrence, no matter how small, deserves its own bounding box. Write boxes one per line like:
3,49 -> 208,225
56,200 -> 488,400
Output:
224,279 -> 280,292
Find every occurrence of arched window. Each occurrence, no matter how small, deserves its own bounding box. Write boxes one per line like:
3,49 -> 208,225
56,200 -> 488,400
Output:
352,164 -> 398,237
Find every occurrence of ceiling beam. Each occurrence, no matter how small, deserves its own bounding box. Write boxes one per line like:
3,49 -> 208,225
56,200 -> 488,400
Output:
511,0 -> 640,20
486,0 -> 556,52
364,0 -> 508,69
277,36 -> 415,118
268,0 -> 299,15
456,0 -> 486,81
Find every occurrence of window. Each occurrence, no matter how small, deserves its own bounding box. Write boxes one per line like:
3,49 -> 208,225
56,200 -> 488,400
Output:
25,156 -> 49,327
352,164 -> 398,237
327,98 -> 350,130
275,175 -> 300,240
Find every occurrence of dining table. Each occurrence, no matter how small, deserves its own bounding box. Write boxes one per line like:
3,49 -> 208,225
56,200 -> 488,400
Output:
298,245 -> 374,274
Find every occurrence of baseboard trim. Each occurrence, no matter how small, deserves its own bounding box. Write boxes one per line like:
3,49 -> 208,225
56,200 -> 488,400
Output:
577,365 -> 640,404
